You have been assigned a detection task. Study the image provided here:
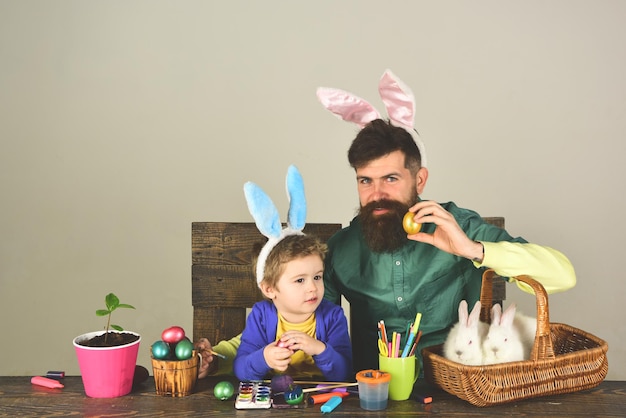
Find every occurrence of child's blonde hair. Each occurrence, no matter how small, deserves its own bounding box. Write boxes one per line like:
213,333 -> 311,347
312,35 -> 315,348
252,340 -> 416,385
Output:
257,234 -> 327,290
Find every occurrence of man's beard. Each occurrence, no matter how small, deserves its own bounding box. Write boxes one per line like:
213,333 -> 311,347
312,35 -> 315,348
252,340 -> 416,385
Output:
358,195 -> 417,253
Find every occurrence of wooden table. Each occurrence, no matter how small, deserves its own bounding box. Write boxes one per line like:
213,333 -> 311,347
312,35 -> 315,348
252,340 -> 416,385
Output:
0,376 -> 623,417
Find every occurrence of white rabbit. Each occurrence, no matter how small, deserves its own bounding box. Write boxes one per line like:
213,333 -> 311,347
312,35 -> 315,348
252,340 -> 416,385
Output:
482,303 -> 537,365
443,300 -> 488,366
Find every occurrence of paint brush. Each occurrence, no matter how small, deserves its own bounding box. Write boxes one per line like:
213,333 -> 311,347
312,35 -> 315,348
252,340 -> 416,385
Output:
274,382 -> 359,395
209,350 -> 227,359
262,380 -> 354,386
301,382 -> 359,393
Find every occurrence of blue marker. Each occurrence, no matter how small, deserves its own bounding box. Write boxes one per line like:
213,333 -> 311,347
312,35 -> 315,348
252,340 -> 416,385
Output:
320,395 -> 343,414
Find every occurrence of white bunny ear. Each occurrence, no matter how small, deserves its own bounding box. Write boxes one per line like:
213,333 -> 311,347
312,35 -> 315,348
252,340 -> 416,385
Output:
286,165 -> 306,231
378,69 -> 416,130
468,301 -> 482,325
316,87 -> 381,128
458,300 -> 469,324
243,182 -> 281,239
491,303 -> 502,325
500,303 -> 517,327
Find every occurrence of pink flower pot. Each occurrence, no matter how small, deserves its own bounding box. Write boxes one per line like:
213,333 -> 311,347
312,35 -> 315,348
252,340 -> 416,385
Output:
73,330 -> 141,398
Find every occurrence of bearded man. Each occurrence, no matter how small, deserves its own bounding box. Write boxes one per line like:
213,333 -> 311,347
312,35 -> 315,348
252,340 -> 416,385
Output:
323,119 -> 576,373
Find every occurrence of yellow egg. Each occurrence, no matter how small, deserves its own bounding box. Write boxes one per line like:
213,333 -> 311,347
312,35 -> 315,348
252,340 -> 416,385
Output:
403,211 -> 422,234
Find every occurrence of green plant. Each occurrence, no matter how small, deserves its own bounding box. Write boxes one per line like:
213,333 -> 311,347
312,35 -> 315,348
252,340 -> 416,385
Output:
96,293 -> 135,344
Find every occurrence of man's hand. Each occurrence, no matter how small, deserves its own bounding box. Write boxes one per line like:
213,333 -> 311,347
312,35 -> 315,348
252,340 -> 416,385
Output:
406,200 -> 484,262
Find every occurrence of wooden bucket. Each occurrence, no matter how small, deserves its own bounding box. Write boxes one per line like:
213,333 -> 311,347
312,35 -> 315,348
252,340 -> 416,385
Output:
151,351 -> 200,397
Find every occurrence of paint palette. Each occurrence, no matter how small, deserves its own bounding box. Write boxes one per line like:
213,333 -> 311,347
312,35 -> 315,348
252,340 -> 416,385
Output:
234,381 -> 272,409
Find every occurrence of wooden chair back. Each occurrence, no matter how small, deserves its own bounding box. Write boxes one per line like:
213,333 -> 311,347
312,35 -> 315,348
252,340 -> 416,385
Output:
482,217 -> 506,306
192,222 -> 341,343
191,217 -> 505,343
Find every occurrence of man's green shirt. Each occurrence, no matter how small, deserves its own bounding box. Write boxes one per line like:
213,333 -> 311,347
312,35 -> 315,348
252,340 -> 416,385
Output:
323,202 -> 524,372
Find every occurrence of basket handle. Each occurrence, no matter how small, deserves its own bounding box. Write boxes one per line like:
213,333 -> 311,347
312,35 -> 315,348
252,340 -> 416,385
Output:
479,269 -> 556,362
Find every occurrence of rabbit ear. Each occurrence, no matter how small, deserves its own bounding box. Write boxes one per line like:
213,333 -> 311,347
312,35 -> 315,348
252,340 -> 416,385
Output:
245,165 -> 310,287
317,70 -> 428,167
467,301 -> 482,326
378,69 -> 428,167
286,165 -> 306,231
491,303 -> 502,325
316,87 -> 381,128
500,303 -> 517,327
458,300 -> 469,325
378,69 -> 416,130
243,182 -> 282,239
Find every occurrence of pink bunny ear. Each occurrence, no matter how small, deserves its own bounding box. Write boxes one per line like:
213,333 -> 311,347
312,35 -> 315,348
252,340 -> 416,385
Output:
378,69 -> 428,167
316,87 -> 381,128
316,70 -> 428,167
378,69 -> 416,130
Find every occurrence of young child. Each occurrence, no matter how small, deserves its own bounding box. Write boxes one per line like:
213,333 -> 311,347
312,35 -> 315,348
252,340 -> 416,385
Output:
233,234 -> 352,381
232,165 -> 352,382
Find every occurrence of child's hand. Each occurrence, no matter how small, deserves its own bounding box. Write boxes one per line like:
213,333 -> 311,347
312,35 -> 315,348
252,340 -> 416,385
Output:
263,342 -> 294,372
195,338 -> 217,379
278,332 -> 326,356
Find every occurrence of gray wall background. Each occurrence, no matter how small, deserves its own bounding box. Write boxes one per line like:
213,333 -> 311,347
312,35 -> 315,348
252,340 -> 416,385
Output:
1,1 -> 624,379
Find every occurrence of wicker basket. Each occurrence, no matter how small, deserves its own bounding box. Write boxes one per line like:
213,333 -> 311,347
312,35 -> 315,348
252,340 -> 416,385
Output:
422,269 -> 608,407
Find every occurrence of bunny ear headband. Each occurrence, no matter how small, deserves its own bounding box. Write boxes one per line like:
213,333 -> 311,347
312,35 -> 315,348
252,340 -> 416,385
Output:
316,69 -> 428,167
244,165 -> 306,286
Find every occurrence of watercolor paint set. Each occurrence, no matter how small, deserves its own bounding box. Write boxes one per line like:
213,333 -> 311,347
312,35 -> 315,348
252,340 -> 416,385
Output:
234,381 -> 272,409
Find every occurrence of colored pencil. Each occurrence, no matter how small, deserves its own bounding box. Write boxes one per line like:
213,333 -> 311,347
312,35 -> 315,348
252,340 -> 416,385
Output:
395,332 -> 401,358
411,312 -> 422,334
401,330 -> 416,357
401,312 -> 422,357
379,320 -> 388,345
408,330 -> 423,357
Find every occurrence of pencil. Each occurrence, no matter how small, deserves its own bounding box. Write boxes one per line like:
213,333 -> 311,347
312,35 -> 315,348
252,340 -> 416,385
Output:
402,312 -> 422,357
403,322 -> 412,347
401,330 -> 416,357
408,330 -> 423,357
379,320 -> 388,345
395,332 -> 401,358
411,312 -> 422,334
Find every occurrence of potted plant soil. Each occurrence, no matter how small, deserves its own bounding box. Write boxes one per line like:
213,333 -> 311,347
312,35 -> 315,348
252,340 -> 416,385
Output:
73,293 -> 141,398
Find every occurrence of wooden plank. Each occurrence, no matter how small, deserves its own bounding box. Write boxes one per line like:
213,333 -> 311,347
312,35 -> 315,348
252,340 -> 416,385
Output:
2,377 -> 622,416
191,222 -> 262,266
191,265 -> 262,308
492,277 -> 506,305
482,217 -> 506,304
482,216 -> 504,229
193,306 -> 246,343
192,222 -> 342,265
